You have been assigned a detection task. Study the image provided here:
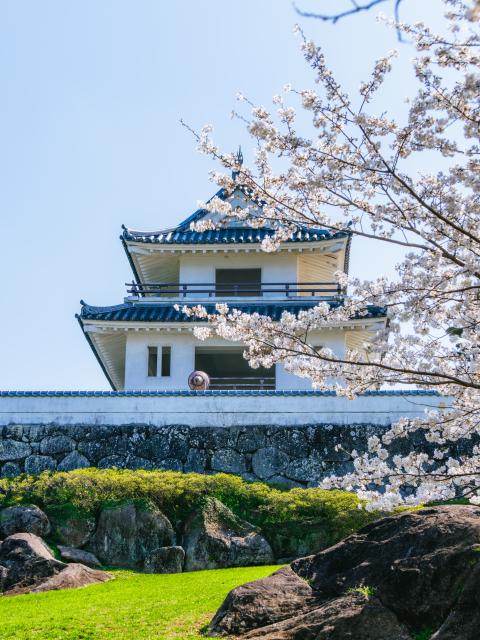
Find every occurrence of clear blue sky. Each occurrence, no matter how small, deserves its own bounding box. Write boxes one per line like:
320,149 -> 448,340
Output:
0,0 -> 442,390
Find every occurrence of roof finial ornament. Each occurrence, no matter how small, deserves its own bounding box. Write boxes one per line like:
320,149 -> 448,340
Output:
232,145 -> 243,180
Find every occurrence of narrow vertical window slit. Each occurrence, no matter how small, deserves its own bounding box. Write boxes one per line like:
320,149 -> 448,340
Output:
147,346 -> 158,377
161,346 -> 171,376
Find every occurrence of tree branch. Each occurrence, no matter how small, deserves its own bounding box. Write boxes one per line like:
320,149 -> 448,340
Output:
293,0 -> 405,41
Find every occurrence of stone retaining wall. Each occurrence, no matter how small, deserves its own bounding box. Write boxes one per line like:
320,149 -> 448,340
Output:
0,422 -> 454,486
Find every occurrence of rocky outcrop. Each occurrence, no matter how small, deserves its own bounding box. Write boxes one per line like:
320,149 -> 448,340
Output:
0,533 -> 111,595
0,496 -> 282,574
89,500 -> 175,569
209,506 -> 480,639
0,533 -> 65,592
58,546 -> 101,567
431,563 -> 480,640
242,594 -> 411,640
183,497 -> 273,572
47,506 -> 96,547
210,566 -> 314,635
30,563 -> 111,593
0,505 -> 51,538
144,546 -> 185,574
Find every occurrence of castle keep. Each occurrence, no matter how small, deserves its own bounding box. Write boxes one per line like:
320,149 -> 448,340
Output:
0,166 -> 447,480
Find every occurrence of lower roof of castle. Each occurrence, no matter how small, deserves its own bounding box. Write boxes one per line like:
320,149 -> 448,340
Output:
78,300 -> 387,323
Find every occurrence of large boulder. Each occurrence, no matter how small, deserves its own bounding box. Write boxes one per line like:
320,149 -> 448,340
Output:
209,505 -> 480,639
0,533 -> 65,591
210,566 -> 314,635
47,505 -> 96,547
30,563 -> 112,593
144,546 -> 185,574
58,546 -> 101,567
0,533 -> 112,596
89,500 -> 175,569
183,497 -> 274,572
0,565 -> 8,591
241,594 -> 411,640
432,563 -> 480,640
0,505 -> 51,538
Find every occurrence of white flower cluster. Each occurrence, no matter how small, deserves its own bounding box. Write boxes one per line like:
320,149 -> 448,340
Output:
187,0 -> 480,509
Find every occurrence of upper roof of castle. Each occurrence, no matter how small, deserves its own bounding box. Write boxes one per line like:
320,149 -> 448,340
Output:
121,187 -> 349,246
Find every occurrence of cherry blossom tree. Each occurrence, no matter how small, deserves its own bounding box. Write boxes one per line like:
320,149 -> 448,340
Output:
182,0 -> 480,509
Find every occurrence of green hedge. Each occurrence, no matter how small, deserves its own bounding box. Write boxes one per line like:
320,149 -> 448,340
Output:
0,469 -> 384,557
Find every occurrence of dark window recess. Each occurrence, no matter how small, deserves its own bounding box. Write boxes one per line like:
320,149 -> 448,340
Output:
215,268 -> 261,297
147,347 -> 158,377
195,347 -> 275,390
161,346 -> 171,376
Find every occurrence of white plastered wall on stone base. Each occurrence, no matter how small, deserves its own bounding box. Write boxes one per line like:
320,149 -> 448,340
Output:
123,328 -> 347,391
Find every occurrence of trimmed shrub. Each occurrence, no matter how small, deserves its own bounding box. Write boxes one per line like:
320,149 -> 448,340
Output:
0,469 -> 384,557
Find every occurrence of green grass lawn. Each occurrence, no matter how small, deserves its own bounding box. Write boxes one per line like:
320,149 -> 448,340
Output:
0,566 -> 280,639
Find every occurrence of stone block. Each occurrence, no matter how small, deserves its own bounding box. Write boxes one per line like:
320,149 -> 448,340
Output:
184,448 -> 207,473
270,428 -> 309,458
78,436 -> 131,464
0,440 -> 32,462
40,435 -> 75,456
285,455 -> 325,484
124,456 -> 155,470
156,458 -> 184,472
24,455 -> 56,475
57,451 -> 91,472
1,462 -> 21,478
211,449 -> 246,475
135,432 -> 172,461
97,455 -> 126,469
251,447 -> 290,480
236,428 -> 268,453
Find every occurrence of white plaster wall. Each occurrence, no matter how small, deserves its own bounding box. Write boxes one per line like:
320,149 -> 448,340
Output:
125,332 -> 195,390
124,329 -> 346,391
275,329 -> 346,391
178,252 -> 298,299
0,393 -> 451,427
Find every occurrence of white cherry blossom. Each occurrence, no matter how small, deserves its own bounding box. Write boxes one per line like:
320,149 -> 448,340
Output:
186,0 -> 480,510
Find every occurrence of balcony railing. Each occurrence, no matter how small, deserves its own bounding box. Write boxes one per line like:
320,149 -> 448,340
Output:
208,376 -> 276,390
126,281 -> 344,298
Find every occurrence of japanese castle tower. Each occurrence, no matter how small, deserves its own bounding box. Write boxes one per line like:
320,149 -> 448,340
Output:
77,170 -> 387,392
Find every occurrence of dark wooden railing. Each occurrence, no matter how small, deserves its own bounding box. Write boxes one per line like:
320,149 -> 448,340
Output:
208,376 -> 276,390
126,281 -> 344,298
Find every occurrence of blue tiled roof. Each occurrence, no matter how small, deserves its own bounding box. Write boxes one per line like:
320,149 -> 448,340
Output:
121,188 -> 349,246
0,390 -> 439,397
122,226 -> 348,246
78,301 -> 387,322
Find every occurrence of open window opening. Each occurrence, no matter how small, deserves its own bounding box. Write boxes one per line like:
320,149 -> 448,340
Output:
195,347 -> 275,390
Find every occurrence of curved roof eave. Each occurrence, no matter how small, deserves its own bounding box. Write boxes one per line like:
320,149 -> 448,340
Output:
78,300 -> 387,323
76,314 -> 118,391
